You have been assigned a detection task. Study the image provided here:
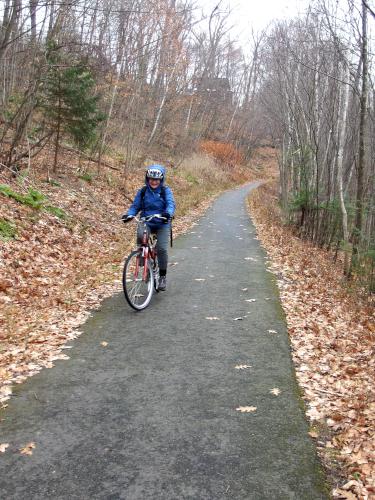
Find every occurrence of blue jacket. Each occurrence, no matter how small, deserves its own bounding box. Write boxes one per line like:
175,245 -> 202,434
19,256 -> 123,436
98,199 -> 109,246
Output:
126,166 -> 176,229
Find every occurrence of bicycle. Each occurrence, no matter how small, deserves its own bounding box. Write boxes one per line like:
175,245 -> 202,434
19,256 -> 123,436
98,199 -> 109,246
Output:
122,214 -> 166,310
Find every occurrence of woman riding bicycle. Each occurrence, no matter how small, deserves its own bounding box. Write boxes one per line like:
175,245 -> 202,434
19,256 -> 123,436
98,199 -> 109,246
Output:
122,165 -> 176,291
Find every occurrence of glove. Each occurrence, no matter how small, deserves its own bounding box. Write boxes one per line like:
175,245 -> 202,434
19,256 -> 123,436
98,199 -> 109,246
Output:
122,214 -> 134,223
161,212 -> 171,223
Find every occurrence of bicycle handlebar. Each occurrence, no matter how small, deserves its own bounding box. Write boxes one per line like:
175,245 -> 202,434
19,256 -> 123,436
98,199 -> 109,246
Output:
123,214 -> 167,223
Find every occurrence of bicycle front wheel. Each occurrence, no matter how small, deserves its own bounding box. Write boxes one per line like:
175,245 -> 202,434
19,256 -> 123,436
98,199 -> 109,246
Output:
123,251 -> 154,310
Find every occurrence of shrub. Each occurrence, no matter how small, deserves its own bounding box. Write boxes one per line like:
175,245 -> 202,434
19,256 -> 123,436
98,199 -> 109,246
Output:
199,140 -> 243,167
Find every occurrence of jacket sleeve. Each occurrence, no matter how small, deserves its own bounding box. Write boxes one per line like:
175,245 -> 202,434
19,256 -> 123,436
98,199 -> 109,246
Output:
126,188 -> 143,216
164,186 -> 176,217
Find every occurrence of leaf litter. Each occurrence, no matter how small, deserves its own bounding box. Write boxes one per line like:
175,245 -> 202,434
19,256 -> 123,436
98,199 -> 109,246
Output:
249,185 -> 375,499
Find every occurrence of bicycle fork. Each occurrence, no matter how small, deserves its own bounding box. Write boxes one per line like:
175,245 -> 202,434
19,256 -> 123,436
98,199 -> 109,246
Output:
133,247 -> 152,283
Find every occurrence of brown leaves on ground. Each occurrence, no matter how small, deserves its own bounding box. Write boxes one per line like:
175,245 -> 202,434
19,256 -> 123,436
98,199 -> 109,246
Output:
20,442 -> 36,455
249,183 -> 375,499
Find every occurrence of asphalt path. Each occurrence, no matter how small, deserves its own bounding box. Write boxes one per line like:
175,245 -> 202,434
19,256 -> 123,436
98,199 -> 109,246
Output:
0,182 -> 328,499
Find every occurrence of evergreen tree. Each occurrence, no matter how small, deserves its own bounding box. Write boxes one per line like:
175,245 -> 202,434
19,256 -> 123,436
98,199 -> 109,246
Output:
40,45 -> 104,172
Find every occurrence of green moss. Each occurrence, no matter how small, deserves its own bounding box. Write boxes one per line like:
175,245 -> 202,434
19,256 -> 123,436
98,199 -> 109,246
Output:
0,184 -> 46,209
45,179 -> 62,187
1,184 -> 69,222
78,172 -> 93,182
44,205 -> 68,220
0,218 -> 17,240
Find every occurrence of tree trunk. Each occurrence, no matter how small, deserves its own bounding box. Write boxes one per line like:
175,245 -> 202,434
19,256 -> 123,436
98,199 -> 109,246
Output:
350,1 -> 368,275
337,63 -> 351,275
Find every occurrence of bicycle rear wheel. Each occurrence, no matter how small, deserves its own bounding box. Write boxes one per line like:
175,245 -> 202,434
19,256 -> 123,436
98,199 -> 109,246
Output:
123,250 -> 154,310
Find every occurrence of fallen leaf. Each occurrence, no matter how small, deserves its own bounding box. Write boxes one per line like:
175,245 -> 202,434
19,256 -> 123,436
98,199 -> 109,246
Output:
233,317 -> 244,321
332,489 -> 357,500
206,317 -> 220,321
50,354 -> 70,361
194,278 -> 206,282
270,388 -> 281,396
267,329 -> 278,334
0,443 -> 9,453
236,406 -> 257,413
342,480 -> 362,491
20,442 -> 36,455
101,341 -> 108,347
235,364 -> 251,370
308,431 -> 319,438
245,299 -> 256,303
0,386 -> 12,397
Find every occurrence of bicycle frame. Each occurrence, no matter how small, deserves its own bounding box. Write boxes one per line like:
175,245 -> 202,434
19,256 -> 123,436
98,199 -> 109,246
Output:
133,215 -> 162,282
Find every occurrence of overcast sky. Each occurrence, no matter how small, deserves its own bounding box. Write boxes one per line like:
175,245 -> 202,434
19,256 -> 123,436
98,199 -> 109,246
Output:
232,0 -> 309,33
196,0 -> 310,41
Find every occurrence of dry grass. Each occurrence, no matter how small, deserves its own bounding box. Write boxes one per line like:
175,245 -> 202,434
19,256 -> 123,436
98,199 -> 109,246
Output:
170,152 -> 256,216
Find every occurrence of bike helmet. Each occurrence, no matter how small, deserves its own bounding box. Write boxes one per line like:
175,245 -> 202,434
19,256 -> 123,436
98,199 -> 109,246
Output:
146,166 -> 164,180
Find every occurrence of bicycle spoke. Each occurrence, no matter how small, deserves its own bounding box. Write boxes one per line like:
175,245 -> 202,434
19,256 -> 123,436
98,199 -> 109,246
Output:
123,251 -> 154,310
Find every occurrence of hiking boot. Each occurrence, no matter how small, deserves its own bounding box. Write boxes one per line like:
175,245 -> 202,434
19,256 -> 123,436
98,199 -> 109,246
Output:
158,276 -> 167,291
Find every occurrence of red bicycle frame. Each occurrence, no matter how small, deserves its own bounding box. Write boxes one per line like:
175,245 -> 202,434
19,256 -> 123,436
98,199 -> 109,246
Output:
134,226 -> 157,281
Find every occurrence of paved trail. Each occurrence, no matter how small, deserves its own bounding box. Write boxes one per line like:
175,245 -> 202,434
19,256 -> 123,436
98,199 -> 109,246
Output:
0,183 -> 327,499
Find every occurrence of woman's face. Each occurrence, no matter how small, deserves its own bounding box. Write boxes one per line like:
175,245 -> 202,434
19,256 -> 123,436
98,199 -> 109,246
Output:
149,178 -> 161,189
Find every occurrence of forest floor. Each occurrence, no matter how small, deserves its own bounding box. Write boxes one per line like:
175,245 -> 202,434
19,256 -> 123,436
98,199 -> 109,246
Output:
249,184 -> 374,500
0,147 -> 273,404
